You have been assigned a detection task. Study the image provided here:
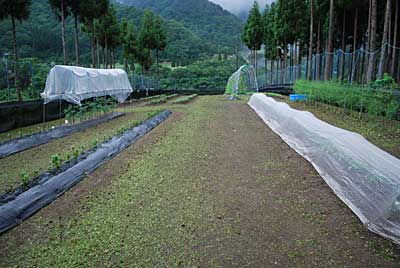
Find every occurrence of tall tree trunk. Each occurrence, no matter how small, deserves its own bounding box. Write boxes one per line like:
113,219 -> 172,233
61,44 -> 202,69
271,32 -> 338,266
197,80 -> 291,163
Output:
367,0 -> 372,51
366,0 -> 377,82
264,54 -> 267,85
61,0 -> 67,65
283,45 -> 287,83
297,42 -> 301,79
316,20 -> 321,80
102,47 -> 105,68
270,58 -> 273,84
156,49 -> 159,77
391,0 -> 398,77
74,15 -> 80,65
90,20 -> 95,68
307,0 -> 314,80
146,48 -> 151,95
147,48 -> 151,75
340,10 -> 346,81
255,49 -> 258,76
105,36 -> 108,69
378,0 -> 392,79
11,15 -> 22,101
96,39 -> 100,68
350,8 -> 358,83
324,0 -> 334,81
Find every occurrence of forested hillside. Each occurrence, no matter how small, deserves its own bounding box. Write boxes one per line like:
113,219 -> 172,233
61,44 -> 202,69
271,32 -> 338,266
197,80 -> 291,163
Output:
0,0 -> 238,65
115,0 -> 243,47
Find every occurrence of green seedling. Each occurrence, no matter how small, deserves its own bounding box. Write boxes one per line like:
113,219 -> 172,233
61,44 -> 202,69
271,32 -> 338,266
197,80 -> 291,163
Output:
51,154 -> 63,169
72,147 -> 80,159
20,171 -> 30,186
92,139 -> 99,147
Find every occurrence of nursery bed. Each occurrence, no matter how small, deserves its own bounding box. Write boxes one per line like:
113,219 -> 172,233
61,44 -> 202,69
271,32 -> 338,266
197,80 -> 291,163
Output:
0,112 -> 124,159
0,110 -> 172,233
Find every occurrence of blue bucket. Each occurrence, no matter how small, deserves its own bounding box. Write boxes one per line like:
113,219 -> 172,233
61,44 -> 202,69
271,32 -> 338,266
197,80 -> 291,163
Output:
289,94 -> 307,102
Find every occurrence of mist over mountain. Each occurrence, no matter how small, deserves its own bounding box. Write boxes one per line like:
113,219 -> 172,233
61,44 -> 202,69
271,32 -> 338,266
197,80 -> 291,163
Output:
209,0 -> 273,20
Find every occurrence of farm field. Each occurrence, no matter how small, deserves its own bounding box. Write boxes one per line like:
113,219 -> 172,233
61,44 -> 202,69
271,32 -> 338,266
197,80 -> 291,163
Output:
0,95 -> 399,267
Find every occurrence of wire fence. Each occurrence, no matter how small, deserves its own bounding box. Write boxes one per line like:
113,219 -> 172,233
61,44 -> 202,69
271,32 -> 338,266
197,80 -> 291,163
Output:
257,43 -> 400,88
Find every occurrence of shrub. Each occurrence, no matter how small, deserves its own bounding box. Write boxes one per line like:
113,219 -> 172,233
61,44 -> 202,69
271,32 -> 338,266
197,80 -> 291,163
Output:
294,80 -> 400,119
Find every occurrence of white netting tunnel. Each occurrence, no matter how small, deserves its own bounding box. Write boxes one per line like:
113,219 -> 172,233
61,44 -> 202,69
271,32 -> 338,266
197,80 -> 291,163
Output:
225,64 -> 259,96
41,65 -> 133,105
248,93 -> 400,245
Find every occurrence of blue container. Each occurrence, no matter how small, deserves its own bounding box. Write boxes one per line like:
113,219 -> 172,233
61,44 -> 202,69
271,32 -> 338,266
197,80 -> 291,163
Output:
289,94 -> 307,102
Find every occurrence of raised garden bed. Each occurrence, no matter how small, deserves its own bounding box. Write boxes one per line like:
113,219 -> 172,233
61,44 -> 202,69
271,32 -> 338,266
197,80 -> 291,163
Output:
0,112 -> 124,159
0,110 -> 172,233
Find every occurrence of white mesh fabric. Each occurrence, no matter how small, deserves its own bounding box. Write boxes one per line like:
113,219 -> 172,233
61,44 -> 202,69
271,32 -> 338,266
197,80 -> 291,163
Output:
41,65 -> 133,105
248,93 -> 400,245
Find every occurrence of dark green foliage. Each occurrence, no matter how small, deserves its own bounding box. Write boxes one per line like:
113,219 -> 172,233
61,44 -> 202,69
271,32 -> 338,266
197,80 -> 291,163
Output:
154,16 -> 167,53
121,20 -> 139,72
138,10 -> 157,72
116,0 -> 242,49
48,0 -> 69,21
242,2 -> 263,51
0,0 -> 32,22
96,6 -> 121,53
79,0 -> 108,24
158,57 -> 243,91
0,0 -> 231,66
262,3 -> 277,60
295,80 -> 400,119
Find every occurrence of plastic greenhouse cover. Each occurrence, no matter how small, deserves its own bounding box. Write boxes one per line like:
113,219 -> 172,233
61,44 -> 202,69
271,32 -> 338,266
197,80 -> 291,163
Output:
248,93 -> 400,245
0,110 -> 172,233
41,65 -> 133,105
0,112 -> 123,159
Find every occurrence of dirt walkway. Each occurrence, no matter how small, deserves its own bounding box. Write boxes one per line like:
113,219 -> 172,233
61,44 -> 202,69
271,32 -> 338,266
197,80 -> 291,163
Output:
1,96 -> 399,267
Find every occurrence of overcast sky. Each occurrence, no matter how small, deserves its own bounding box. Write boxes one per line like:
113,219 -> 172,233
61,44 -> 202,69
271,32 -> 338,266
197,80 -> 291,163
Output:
210,0 -> 274,15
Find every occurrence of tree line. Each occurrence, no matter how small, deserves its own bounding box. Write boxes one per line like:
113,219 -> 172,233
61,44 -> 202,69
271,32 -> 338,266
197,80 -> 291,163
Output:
243,0 -> 400,84
0,0 -> 167,100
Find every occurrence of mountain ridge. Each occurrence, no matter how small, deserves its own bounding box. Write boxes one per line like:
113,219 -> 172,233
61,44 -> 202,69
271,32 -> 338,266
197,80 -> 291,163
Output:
114,0 -> 243,47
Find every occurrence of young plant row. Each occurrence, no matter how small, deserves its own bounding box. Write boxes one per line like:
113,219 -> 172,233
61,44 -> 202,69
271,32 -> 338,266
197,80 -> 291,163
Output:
64,98 -> 118,123
294,80 -> 400,119
147,96 -> 167,105
141,94 -> 166,101
17,110 -> 165,189
173,94 -> 198,104
144,94 -> 178,105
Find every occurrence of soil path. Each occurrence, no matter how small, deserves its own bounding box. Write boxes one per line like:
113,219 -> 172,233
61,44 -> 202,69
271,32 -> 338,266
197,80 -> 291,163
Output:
1,96 -> 399,267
